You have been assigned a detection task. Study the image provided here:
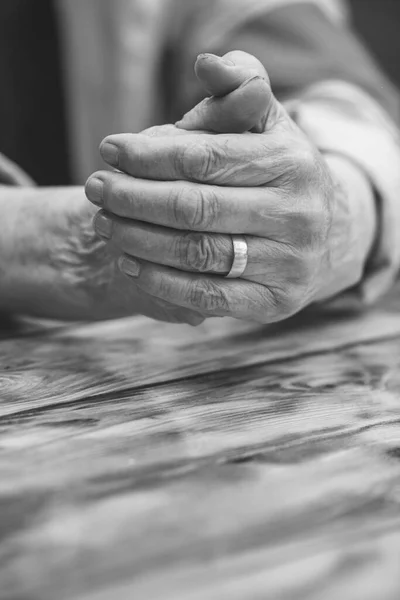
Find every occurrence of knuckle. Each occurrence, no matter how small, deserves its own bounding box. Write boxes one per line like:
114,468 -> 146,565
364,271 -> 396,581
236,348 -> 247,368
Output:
186,280 -> 230,313
172,186 -> 219,231
178,233 -> 219,273
196,142 -> 218,182
179,140 -> 224,183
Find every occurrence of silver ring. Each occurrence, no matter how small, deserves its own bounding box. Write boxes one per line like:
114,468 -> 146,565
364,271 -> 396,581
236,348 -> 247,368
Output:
226,235 -> 248,279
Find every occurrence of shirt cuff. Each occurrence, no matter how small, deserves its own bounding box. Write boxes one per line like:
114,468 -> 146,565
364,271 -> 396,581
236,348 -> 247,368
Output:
287,80 -> 400,304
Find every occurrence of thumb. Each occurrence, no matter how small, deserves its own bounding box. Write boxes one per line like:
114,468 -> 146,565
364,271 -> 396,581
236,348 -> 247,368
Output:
195,50 -> 267,96
176,50 -> 282,133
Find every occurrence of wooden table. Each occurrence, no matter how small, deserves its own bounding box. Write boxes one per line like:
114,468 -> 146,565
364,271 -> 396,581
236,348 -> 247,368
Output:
1,287 -> 400,600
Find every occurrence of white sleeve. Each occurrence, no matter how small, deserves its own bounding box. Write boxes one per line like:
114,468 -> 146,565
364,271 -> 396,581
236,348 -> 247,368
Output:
288,80 -> 400,302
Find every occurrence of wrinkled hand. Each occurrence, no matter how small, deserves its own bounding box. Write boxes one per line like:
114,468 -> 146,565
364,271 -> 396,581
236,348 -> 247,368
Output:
86,51 -> 273,324
86,52 -> 376,323
83,52 -> 271,324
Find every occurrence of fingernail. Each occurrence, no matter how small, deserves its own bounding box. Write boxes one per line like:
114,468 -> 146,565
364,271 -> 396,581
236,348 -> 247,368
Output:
94,211 -> 112,239
198,53 -> 235,66
118,256 -> 141,278
85,177 -> 104,206
100,142 -> 119,167
221,56 -> 236,66
240,75 -> 263,88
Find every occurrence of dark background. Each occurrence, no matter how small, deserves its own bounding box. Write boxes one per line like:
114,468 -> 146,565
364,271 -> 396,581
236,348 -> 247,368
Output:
351,0 -> 400,90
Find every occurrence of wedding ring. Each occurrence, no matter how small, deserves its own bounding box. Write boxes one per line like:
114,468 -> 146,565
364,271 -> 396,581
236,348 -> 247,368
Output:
226,235 -> 248,279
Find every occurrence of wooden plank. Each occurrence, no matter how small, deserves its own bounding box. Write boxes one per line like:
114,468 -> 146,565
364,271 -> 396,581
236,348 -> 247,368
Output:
1,332 -> 400,599
2,284 -> 400,419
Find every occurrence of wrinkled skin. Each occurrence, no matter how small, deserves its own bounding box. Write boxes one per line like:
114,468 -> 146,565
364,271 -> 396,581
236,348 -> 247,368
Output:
86,51 -> 375,324
82,52 -> 270,324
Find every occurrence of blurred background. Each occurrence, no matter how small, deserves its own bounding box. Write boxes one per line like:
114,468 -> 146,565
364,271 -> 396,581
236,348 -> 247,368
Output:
0,0 -> 399,186
351,0 -> 400,89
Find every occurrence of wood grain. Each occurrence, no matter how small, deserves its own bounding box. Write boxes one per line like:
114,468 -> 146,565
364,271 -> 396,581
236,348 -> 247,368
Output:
1,287 -> 400,599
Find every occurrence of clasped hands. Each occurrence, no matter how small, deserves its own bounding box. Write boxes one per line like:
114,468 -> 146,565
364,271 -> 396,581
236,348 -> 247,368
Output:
86,51 -> 376,324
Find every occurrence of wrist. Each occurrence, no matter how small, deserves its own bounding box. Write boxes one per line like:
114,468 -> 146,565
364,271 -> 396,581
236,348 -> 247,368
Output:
315,153 -> 377,302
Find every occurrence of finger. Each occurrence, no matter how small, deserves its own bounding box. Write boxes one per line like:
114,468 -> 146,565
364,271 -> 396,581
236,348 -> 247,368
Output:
140,124 -> 194,138
178,50 -> 282,133
93,212 -> 304,285
86,171 -> 285,236
101,215 -> 234,274
176,76 -> 272,134
194,51 -> 268,97
99,132 -> 278,186
117,257 -> 280,323
177,51 -> 269,133
133,287 -> 206,326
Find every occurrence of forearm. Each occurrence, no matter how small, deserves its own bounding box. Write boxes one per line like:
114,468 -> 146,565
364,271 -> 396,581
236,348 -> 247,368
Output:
0,185 -> 113,320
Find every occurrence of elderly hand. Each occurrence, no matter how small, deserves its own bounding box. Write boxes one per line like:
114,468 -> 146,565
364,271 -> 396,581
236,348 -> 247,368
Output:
86,52 -> 377,323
